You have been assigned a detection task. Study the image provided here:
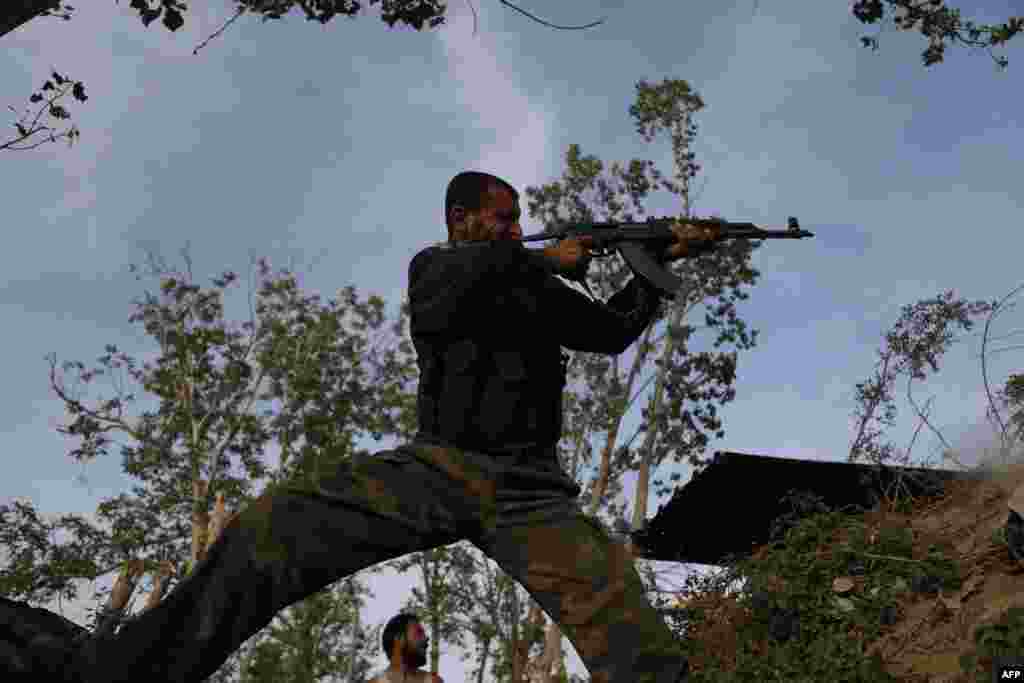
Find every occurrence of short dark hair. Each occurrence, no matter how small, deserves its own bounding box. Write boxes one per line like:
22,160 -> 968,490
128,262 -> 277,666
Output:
382,612 -> 420,657
444,171 -> 518,233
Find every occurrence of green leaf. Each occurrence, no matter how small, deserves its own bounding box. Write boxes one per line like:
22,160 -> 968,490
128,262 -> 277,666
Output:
72,82 -> 88,103
29,94 -> 43,103
163,7 -> 184,31
141,7 -> 162,27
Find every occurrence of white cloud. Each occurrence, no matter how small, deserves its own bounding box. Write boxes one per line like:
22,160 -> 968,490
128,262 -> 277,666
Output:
436,0 -> 556,202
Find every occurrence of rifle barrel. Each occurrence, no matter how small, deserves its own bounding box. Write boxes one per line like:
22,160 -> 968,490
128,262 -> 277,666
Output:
723,229 -> 815,239
520,227 -> 814,241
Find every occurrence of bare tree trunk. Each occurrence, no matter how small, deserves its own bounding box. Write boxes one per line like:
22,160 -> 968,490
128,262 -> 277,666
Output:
207,492 -> 231,551
429,610 -> 441,676
587,422 -> 623,517
89,558 -> 146,639
512,603 -> 545,683
631,303 -> 686,537
586,322 -> 658,518
1,0 -> 60,39
475,637 -> 492,683
141,560 -> 176,613
192,478 -> 210,568
530,619 -> 563,683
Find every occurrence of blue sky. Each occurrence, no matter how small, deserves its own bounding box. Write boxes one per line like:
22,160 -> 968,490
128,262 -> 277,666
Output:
2,0 -> 1021,679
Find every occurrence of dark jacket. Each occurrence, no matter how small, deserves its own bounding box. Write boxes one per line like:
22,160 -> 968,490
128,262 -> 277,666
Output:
408,240 -> 664,454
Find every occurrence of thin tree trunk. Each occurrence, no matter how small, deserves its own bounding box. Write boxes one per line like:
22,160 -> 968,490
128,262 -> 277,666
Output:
631,303 -> 685,537
475,637 -> 492,683
586,322 -> 658,518
512,603 -> 544,683
192,478 -> 210,567
532,619 -> 562,683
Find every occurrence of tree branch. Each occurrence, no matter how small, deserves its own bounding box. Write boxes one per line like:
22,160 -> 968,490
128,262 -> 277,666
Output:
981,283 -> 1024,447
904,375 -> 952,459
498,0 -> 604,30
193,5 -> 247,56
2,78 -> 81,152
47,356 -> 146,447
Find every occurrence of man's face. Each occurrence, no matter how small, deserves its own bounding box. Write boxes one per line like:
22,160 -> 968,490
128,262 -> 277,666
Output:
450,186 -> 523,242
402,621 -> 429,668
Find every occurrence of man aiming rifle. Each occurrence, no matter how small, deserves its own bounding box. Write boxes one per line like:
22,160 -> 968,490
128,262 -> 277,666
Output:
72,171 -> 804,683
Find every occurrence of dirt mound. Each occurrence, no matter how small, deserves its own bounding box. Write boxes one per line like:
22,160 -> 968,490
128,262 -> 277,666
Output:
675,463 -> 1024,682
867,464 -> 1024,681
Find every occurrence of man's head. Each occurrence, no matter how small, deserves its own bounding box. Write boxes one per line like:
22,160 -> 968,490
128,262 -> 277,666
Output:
382,612 -> 429,669
445,171 -> 523,243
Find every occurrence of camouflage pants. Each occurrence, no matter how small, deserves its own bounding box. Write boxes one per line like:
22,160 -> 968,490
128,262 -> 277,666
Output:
82,442 -> 686,683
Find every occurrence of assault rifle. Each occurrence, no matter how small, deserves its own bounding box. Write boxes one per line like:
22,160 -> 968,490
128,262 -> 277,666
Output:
520,216 -> 814,299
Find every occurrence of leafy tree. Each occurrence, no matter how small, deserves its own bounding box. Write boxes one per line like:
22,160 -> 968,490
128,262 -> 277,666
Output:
3,1 -> 1019,155
846,279 -> 1024,478
1,244 -> 419,681
518,75 -> 760,681
1,69 -> 87,151
238,577 -> 383,683
385,545 -> 479,678
1,0 -> 604,42
526,84 -> 760,521
847,290 -> 996,476
434,546 -> 550,683
384,540 -> 571,683
977,282 -> 1024,465
851,0 -> 1022,70
4,0 -> 1016,67
240,636 -> 290,683
1,1 -> 601,154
